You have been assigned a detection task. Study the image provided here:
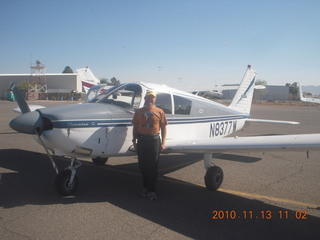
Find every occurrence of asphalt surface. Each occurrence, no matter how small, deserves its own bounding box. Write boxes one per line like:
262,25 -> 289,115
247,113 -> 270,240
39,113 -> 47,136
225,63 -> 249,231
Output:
1,100 -> 320,240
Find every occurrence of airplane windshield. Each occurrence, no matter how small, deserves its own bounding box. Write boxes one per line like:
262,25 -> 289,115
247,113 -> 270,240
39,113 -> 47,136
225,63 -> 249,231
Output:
85,84 -> 114,102
88,84 -> 124,103
90,83 -> 142,110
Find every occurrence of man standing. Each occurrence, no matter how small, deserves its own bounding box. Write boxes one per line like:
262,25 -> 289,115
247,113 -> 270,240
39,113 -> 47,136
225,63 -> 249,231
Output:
132,91 -> 168,200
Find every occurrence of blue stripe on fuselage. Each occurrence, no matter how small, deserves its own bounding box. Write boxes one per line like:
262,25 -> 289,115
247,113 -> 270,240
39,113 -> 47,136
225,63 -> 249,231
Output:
51,114 -> 251,129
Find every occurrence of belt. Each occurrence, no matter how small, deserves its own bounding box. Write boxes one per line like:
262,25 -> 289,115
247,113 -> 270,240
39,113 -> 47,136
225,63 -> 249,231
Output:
138,133 -> 159,138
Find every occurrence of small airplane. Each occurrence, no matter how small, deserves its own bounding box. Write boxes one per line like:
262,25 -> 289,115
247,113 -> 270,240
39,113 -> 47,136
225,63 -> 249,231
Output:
76,66 -> 101,94
299,83 -> 320,104
9,65 -> 320,196
191,89 -> 224,99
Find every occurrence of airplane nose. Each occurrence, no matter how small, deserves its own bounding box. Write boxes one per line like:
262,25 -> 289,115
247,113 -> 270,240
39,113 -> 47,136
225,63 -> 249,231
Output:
9,111 -> 42,134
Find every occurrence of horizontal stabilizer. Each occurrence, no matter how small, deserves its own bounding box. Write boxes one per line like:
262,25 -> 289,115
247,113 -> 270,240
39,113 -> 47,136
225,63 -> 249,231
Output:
166,134 -> 320,153
246,119 -> 299,125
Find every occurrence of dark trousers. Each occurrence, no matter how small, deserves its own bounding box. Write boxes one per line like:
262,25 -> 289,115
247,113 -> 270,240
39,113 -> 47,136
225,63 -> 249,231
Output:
137,134 -> 161,192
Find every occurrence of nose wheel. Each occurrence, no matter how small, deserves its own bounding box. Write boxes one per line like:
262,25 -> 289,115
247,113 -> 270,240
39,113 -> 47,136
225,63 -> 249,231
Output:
55,158 -> 81,196
35,130 -> 82,196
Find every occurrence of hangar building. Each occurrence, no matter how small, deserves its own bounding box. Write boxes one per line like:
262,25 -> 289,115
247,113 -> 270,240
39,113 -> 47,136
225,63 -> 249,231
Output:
223,85 -> 290,101
0,73 -> 82,100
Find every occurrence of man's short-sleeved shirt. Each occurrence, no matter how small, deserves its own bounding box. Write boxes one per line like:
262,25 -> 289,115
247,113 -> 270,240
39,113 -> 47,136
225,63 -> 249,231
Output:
132,106 -> 168,135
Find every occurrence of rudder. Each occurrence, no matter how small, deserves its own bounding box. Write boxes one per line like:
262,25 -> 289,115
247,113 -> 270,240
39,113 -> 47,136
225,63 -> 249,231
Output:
228,65 -> 257,114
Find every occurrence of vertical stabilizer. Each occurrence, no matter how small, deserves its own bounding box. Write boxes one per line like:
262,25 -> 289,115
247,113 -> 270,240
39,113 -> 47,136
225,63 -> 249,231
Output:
228,65 -> 257,114
298,83 -> 305,101
10,82 -> 31,113
77,67 -> 100,93
298,83 -> 320,104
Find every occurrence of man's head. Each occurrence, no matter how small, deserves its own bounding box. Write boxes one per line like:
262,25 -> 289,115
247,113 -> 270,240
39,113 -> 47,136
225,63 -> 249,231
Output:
145,90 -> 156,98
144,90 -> 157,108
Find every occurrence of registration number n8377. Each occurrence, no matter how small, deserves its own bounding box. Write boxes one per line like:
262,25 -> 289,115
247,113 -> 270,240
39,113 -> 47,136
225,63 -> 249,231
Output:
209,121 -> 235,137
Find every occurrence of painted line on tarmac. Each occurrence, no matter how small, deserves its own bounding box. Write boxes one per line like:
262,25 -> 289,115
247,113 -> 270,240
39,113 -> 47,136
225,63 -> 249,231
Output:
87,161 -> 319,210
218,188 -> 319,209
161,177 -> 319,209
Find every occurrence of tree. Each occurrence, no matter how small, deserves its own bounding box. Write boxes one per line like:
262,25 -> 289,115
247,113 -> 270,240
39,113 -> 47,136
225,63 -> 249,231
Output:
62,66 -> 73,73
98,77 -> 121,86
255,79 -> 267,86
285,82 -> 299,100
100,78 -> 108,84
110,77 -> 120,86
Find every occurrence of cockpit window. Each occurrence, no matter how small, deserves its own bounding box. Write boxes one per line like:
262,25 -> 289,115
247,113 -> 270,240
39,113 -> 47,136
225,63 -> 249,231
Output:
90,84 -> 142,110
156,93 -> 172,114
89,84 -> 123,103
174,95 -> 191,115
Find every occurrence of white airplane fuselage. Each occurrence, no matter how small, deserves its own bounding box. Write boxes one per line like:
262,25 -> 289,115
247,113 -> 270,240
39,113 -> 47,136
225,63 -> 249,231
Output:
10,66 -> 258,160
35,84 -> 248,158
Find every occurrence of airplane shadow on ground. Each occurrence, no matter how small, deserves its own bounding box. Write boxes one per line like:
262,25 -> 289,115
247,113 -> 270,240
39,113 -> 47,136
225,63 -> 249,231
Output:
0,149 -> 319,240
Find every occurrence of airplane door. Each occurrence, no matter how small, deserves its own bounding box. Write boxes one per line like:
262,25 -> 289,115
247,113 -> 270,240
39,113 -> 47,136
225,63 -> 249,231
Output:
105,125 -> 130,155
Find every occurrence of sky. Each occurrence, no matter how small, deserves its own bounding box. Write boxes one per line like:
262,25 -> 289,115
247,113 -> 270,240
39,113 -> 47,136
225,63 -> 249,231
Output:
1,0 -> 320,89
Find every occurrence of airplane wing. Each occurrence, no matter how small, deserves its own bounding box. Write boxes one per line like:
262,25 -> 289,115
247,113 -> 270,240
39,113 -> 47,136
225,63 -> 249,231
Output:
166,134 -> 320,153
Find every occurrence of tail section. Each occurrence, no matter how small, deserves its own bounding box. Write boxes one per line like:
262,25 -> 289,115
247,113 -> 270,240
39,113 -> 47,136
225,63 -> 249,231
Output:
77,67 -> 100,93
229,65 -> 257,114
298,83 -> 320,104
10,82 -> 31,113
298,82 -> 306,101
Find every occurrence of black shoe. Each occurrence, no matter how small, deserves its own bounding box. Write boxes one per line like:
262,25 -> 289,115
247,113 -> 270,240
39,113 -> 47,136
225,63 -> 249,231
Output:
147,192 -> 158,201
139,188 -> 148,198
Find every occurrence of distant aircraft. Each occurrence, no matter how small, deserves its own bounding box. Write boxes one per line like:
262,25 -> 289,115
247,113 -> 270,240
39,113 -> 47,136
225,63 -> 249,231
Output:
188,84 -> 265,100
299,83 -> 320,104
76,67 -> 100,93
9,65 -> 320,196
191,89 -> 224,99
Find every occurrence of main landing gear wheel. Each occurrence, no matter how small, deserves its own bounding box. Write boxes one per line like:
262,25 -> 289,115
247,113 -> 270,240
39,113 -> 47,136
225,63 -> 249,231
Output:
92,157 -> 108,166
204,166 -> 224,191
55,169 -> 78,196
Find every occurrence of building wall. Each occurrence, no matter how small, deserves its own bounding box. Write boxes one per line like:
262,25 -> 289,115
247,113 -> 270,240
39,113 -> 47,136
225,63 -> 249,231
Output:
223,85 -> 290,101
253,85 -> 289,101
0,73 -> 81,100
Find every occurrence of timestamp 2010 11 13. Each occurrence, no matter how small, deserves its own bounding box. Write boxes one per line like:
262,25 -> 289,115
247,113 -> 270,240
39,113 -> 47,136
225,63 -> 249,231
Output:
212,210 -> 308,220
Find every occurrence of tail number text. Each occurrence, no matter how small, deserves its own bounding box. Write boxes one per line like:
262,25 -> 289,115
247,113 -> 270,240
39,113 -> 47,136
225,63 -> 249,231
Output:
210,121 -> 234,137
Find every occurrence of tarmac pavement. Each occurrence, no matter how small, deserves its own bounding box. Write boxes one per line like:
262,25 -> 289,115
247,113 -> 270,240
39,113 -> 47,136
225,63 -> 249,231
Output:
0,100 -> 320,239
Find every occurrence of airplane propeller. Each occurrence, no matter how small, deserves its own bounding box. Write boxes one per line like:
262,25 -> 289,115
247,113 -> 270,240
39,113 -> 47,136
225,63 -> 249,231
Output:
9,110 -> 43,134
9,109 -> 52,135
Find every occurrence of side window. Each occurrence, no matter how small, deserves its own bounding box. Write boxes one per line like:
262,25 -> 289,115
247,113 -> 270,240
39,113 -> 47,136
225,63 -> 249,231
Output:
174,95 -> 191,115
156,93 -> 172,114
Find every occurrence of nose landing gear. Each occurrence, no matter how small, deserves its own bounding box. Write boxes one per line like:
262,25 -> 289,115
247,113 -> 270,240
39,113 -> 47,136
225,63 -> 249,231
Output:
55,158 -> 81,196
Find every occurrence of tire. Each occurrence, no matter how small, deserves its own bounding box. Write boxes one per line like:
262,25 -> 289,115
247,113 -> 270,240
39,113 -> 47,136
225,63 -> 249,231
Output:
204,166 -> 223,191
55,169 -> 78,196
92,157 -> 108,166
